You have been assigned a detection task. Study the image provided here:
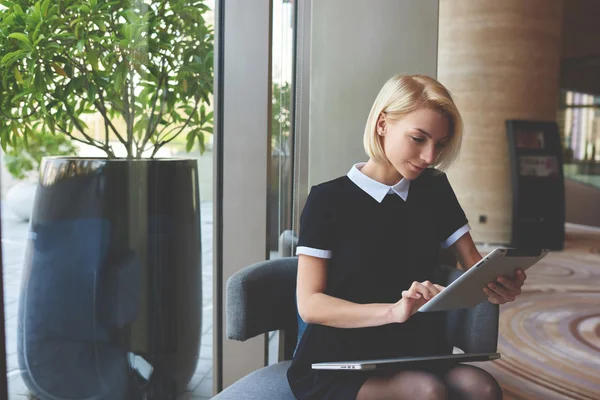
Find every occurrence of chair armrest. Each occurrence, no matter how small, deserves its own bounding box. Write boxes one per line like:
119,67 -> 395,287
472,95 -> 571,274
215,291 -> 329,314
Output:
226,258 -> 298,341
442,267 -> 500,353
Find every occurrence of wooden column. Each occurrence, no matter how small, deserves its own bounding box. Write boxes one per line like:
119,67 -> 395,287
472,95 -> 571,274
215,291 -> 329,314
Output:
438,0 -> 564,245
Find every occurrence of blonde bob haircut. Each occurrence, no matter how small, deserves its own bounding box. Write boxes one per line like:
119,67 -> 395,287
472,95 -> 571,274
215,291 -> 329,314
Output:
363,74 -> 463,172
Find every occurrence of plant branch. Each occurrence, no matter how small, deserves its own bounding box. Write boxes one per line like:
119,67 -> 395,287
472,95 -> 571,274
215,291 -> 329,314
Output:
128,66 -> 136,157
64,106 -> 103,147
151,96 -> 200,157
0,103 -> 40,120
156,122 -> 180,142
62,48 -> 128,153
69,88 -> 127,151
140,61 -> 166,151
104,114 -> 110,150
168,96 -> 200,140
56,122 -> 115,158
96,90 -> 127,145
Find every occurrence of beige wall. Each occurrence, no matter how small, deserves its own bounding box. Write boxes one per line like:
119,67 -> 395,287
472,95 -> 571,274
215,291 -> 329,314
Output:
438,0 -> 564,245
307,0 -> 440,187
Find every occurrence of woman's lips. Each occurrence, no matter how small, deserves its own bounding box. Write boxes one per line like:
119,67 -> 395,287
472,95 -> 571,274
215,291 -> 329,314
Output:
409,162 -> 426,172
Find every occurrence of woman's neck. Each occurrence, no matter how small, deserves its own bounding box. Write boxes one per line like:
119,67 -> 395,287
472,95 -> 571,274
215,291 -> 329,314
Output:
360,159 -> 403,186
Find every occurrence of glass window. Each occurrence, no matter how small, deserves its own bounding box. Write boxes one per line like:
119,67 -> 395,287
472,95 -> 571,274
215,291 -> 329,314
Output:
1,1 -> 215,398
559,90 -> 600,188
267,0 -> 297,366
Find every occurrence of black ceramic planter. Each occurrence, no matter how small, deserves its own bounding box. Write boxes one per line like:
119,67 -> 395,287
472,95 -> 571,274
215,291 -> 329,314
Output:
17,157 -> 202,400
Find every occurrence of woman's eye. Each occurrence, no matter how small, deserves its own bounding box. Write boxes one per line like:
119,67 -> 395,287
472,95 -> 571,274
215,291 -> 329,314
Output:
411,136 -> 425,143
436,142 -> 446,149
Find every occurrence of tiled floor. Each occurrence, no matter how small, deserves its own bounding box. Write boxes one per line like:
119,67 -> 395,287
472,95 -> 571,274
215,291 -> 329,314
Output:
2,201 -> 214,400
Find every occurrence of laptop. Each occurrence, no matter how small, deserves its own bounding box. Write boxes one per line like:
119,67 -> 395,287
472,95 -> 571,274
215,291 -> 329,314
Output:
312,352 -> 501,371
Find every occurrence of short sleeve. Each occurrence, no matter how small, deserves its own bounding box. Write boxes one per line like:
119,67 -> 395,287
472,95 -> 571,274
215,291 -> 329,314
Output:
296,185 -> 335,259
434,173 -> 469,248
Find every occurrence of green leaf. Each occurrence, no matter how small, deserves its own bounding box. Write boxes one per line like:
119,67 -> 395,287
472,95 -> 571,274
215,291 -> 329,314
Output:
41,0 -> 50,17
198,131 -> 206,153
186,132 -> 195,152
51,63 -> 68,77
23,126 -> 30,151
88,49 -> 99,71
34,70 -> 45,91
46,4 -> 57,18
11,125 -> 19,147
93,18 -> 107,32
1,49 -> 28,66
87,84 -> 96,102
34,34 -> 46,47
47,118 -> 55,134
33,2 -> 42,20
13,89 -> 32,102
33,17 -> 44,40
18,41 -> 33,51
44,42 -> 61,50
76,118 -> 89,130
8,33 -> 32,46
13,67 -> 24,84
0,129 -> 9,152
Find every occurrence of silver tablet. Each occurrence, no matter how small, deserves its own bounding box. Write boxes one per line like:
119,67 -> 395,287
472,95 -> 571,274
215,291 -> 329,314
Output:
312,352 -> 501,370
418,248 -> 550,312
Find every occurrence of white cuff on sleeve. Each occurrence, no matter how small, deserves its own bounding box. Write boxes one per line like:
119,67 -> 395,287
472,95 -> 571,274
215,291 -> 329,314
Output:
441,224 -> 471,249
296,246 -> 332,259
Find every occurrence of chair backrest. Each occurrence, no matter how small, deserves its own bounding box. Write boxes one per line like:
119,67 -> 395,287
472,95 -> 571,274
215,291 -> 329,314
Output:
225,257 -> 299,360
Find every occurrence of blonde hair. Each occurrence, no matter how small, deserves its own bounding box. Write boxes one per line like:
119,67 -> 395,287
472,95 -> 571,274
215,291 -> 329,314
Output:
363,74 -> 463,172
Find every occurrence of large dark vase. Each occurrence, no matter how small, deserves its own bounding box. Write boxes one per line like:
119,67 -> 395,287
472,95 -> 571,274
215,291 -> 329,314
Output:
17,158 -> 202,400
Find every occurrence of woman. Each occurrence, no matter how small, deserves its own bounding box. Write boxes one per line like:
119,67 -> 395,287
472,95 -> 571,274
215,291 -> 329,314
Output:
287,74 -> 525,399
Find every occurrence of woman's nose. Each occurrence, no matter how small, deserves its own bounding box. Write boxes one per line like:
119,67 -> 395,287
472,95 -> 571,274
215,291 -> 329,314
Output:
421,144 -> 436,164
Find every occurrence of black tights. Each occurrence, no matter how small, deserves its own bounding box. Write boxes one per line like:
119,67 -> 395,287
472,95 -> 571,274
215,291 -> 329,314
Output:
356,364 -> 502,400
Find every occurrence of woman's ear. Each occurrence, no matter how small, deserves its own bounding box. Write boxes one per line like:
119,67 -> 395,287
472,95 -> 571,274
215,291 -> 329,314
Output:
376,113 -> 387,136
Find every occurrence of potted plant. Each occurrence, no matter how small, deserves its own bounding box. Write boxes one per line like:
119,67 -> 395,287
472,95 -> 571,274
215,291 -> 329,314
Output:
3,131 -> 77,220
0,0 -> 213,399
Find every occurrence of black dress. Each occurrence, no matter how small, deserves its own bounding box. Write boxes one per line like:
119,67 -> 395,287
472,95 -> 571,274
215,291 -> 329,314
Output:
286,168 -> 469,400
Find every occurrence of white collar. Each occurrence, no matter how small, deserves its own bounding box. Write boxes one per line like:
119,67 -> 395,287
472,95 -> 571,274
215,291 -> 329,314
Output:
347,162 -> 410,203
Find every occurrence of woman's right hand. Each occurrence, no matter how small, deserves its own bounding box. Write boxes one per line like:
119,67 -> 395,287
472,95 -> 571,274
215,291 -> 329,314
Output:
389,281 -> 445,324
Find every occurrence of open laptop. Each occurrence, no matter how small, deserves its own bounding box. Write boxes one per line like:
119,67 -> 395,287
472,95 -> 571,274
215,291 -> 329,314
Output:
312,352 -> 500,371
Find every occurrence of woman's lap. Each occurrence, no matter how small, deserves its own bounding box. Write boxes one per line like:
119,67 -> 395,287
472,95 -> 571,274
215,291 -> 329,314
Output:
298,363 -> 500,400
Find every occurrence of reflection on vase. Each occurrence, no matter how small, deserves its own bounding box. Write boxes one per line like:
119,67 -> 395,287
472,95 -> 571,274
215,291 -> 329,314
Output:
17,158 -> 202,400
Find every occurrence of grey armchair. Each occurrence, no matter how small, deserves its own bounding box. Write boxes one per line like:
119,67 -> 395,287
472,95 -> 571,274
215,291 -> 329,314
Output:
213,257 -> 499,399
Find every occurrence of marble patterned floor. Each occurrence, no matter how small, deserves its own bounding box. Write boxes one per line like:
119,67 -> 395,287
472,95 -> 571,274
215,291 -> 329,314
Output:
478,224 -> 600,399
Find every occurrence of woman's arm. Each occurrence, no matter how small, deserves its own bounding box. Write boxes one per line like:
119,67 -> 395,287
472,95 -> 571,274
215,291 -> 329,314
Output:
296,255 -> 441,328
450,232 -> 527,304
451,232 -> 483,270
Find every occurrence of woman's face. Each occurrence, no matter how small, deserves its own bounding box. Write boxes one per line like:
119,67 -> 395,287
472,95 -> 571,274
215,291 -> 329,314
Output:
378,108 -> 450,180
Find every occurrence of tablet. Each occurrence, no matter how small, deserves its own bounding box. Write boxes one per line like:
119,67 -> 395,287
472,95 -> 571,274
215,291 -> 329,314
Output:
312,352 -> 501,371
418,248 -> 549,312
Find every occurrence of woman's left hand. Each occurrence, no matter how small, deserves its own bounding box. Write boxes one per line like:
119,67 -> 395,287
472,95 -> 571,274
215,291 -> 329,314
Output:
483,268 -> 527,305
